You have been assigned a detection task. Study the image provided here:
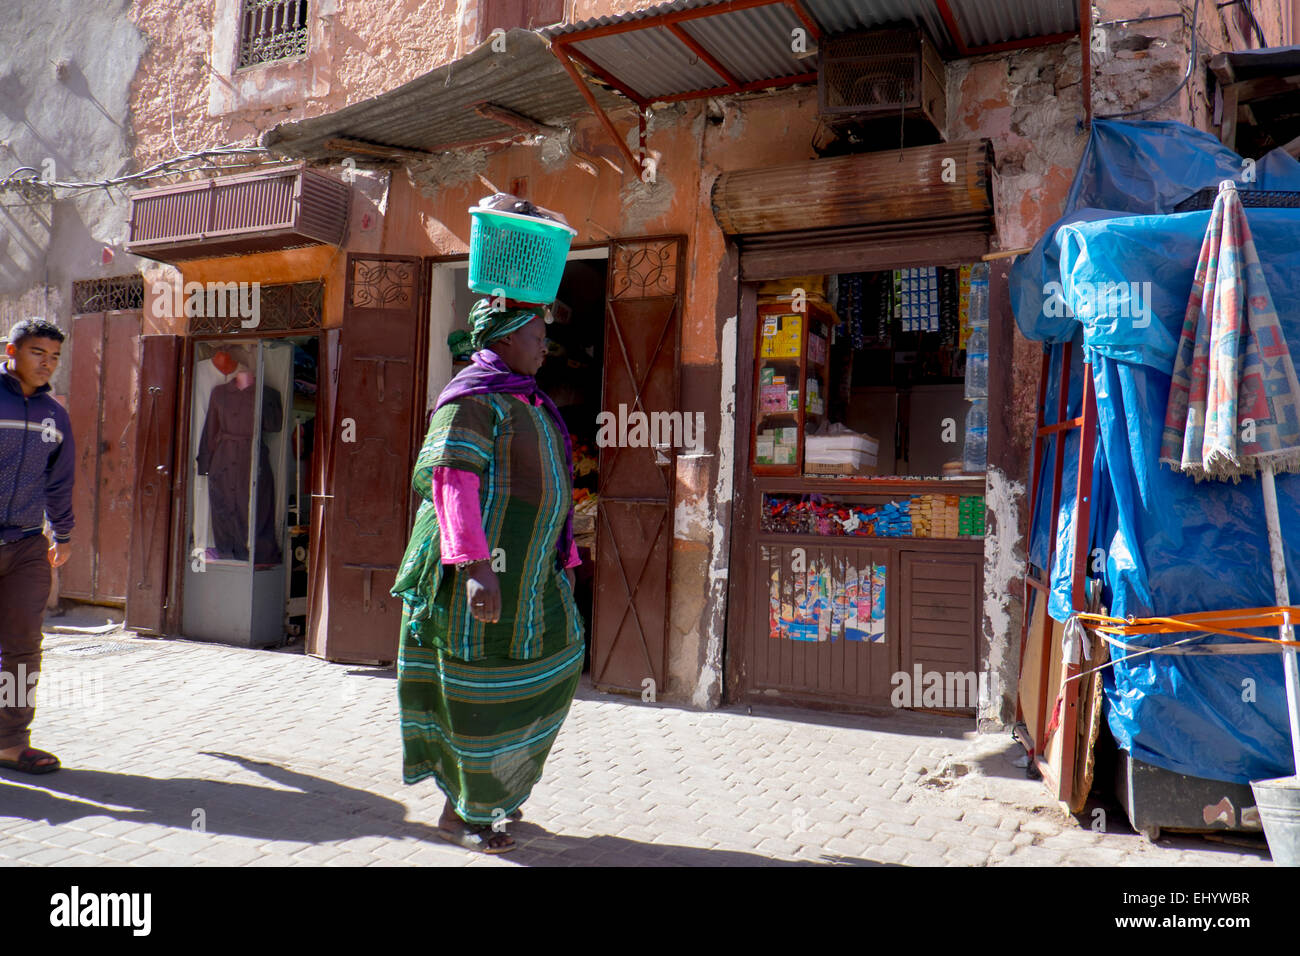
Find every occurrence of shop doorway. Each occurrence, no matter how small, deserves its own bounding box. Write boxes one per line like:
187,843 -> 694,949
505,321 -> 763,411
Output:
426,238 -> 685,690
428,250 -> 608,669
180,335 -> 318,647
734,263 -> 988,714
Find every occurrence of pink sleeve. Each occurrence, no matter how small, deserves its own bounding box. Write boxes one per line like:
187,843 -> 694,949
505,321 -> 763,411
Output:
432,466 -> 490,564
565,537 -> 582,569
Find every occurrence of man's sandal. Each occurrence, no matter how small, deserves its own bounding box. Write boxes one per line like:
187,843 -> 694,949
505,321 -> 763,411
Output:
0,747 -> 60,775
435,819 -> 516,854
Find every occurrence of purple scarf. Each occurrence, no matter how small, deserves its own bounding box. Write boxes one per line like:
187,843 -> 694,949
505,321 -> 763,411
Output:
434,348 -> 576,569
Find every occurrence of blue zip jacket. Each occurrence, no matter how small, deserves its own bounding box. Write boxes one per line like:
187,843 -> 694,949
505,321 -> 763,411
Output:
0,360 -> 75,544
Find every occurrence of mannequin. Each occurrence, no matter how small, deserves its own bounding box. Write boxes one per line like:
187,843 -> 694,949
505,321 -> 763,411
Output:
195,362 -> 283,564
191,349 -> 239,554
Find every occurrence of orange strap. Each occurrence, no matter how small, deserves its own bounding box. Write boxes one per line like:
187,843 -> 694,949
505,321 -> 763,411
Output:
1076,607 -> 1300,647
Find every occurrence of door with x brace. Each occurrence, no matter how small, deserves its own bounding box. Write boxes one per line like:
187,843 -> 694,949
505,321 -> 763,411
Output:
591,236 -> 685,692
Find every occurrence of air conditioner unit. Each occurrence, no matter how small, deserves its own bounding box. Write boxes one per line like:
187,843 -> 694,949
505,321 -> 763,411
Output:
817,29 -> 947,134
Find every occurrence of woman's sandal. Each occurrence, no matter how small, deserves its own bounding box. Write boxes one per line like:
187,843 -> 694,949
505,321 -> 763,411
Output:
0,747 -> 60,775
436,819 -> 516,854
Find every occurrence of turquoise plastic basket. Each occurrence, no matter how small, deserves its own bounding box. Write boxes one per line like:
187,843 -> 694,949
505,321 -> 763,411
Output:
467,207 -> 577,303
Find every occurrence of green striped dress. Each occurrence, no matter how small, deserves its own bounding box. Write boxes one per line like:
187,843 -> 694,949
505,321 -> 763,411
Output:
393,394 -> 584,824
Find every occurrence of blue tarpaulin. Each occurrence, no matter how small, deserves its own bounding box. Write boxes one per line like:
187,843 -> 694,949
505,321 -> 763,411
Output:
1010,120 -> 1300,783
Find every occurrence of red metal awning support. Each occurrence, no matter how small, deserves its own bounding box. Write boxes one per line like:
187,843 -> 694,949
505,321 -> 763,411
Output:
547,0 -> 821,180
550,42 -> 642,177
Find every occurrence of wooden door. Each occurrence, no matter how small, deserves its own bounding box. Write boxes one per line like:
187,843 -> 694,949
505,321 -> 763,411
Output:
64,311 -> 141,604
306,328 -> 340,658
591,237 -> 684,692
125,335 -> 182,634
900,550 -> 981,712
310,255 -> 423,664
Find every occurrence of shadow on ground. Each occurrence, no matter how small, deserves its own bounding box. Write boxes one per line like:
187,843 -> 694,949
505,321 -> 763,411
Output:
0,753 -> 888,867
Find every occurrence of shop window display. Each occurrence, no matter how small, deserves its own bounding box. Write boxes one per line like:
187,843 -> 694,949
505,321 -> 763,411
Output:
751,263 -> 990,481
751,264 -> 989,653
182,338 -> 306,648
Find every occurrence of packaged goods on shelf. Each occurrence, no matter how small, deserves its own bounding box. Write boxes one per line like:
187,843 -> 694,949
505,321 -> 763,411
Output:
958,264 -> 973,348
760,384 -> 787,412
805,423 -> 879,468
760,314 -> 802,357
808,332 -> 827,366
761,492 -> 984,539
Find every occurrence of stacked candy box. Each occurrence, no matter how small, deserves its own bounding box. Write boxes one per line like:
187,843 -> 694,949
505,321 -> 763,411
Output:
903,494 -> 966,538
910,495 -> 931,537
959,495 -> 986,536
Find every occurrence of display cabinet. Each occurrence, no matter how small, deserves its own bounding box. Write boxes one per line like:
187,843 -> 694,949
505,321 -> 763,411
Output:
751,299 -> 835,475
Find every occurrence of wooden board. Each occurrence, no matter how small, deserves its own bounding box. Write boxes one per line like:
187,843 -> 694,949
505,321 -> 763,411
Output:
1072,626 -> 1110,813
1017,589 -> 1049,748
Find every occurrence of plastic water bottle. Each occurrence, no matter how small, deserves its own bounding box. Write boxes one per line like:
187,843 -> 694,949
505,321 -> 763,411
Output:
965,325 -> 988,399
968,263 -> 989,329
964,399 -> 988,473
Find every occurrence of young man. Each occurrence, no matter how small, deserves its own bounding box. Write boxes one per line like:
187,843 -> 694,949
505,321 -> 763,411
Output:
0,318 -> 74,774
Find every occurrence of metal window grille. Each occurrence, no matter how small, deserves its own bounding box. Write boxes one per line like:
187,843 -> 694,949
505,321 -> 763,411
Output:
188,280 -> 322,334
72,276 -> 145,314
238,0 -> 309,69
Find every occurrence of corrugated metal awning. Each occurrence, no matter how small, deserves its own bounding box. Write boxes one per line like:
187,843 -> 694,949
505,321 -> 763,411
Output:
544,0 -> 1080,105
261,29 -> 624,163
262,3 -> 1078,171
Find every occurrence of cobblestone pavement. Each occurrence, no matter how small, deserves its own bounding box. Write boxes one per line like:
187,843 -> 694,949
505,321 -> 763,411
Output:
0,624 -> 1273,867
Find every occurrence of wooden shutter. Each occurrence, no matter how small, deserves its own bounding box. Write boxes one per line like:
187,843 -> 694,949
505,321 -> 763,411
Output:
591,236 -> 684,692
900,550 -> 981,712
63,314 -> 105,600
311,255 -> 423,664
306,327 -> 340,658
64,311 -> 142,604
125,335 -> 182,634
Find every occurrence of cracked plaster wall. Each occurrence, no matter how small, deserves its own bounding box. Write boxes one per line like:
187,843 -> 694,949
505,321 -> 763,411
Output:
0,0 -> 148,396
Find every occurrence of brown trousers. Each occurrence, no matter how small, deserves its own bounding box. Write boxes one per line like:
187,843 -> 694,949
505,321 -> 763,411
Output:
0,535 -> 49,750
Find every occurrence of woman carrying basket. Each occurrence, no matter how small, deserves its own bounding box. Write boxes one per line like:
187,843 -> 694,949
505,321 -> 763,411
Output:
393,197 -> 583,854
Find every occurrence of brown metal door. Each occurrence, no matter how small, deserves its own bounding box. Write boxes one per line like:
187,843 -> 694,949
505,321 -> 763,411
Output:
125,335 -> 182,634
591,237 -> 684,692
64,311 -> 141,604
312,255 -> 423,663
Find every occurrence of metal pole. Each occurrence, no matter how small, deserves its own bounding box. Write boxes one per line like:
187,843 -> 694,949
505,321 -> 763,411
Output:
1259,463 -> 1300,773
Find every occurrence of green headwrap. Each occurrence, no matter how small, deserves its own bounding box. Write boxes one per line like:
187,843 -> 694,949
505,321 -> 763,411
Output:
447,298 -> 543,360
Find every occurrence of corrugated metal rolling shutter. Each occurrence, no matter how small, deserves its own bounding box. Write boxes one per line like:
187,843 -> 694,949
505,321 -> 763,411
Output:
713,140 -> 995,277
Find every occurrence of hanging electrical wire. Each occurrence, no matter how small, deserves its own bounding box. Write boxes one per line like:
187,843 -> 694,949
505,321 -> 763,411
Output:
0,144 -> 276,196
